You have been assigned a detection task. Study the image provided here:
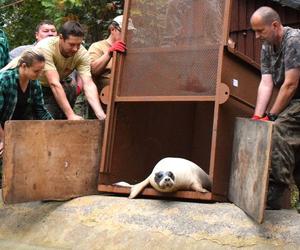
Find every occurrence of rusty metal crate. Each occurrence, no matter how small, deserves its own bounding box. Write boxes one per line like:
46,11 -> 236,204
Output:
98,0 -> 233,201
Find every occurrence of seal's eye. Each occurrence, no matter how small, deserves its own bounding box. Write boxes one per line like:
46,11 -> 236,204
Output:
154,171 -> 165,184
166,171 -> 175,181
155,172 -> 163,178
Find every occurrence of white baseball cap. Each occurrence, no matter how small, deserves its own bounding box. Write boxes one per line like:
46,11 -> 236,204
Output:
113,15 -> 136,30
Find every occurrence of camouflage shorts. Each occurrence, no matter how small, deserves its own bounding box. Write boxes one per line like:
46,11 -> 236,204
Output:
73,92 -> 89,119
73,96 -> 100,119
271,99 -> 300,189
73,78 -> 108,119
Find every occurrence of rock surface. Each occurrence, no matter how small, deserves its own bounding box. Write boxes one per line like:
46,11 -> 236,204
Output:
0,194 -> 299,249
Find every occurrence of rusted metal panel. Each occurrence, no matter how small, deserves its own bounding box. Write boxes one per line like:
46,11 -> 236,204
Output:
221,49 -> 278,109
2,120 -> 103,204
119,47 -> 220,97
222,49 -> 261,108
212,50 -> 259,197
99,102 -> 213,185
214,50 -> 278,198
118,0 -> 227,98
213,98 -> 253,196
99,0 -> 234,201
229,118 -> 273,224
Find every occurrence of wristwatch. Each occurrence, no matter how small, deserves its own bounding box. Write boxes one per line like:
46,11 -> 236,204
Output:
266,112 -> 278,121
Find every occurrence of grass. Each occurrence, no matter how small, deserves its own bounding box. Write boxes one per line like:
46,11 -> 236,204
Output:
291,185 -> 299,211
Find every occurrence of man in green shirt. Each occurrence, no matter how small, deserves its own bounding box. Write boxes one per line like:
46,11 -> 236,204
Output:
251,6 -> 300,211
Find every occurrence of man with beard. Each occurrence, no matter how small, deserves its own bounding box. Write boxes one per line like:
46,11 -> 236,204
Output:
250,6 -> 300,211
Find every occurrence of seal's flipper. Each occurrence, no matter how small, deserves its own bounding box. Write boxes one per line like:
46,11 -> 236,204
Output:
112,181 -> 132,188
191,182 -> 209,193
197,169 -> 212,191
129,177 -> 150,199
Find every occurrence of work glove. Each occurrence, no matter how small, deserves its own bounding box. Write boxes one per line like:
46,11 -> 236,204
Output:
252,113 -> 277,122
251,115 -> 262,120
263,113 -> 278,121
75,76 -> 83,96
109,41 -> 126,56
260,116 -> 270,121
76,85 -> 82,96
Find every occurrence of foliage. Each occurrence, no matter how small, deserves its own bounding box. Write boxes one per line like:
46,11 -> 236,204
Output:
129,0 -> 169,48
0,0 -> 124,49
291,184 -> 299,208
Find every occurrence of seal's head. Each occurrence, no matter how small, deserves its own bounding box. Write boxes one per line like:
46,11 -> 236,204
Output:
154,171 -> 175,190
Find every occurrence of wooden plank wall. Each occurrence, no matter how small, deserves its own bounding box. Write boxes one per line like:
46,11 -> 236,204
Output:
2,120 -> 104,204
229,118 -> 273,223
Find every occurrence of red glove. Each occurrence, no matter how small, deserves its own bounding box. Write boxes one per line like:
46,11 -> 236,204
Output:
260,116 -> 270,121
76,85 -> 82,96
76,77 -> 83,96
109,41 -> 126,55
251,115 -> 261,120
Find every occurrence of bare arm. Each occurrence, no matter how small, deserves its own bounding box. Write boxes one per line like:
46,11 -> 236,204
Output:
81,75 -> 106,120
269,68 -> 300,115
90,51 -> 111,76
45,70 -> 83,120
254,74 -> 274,117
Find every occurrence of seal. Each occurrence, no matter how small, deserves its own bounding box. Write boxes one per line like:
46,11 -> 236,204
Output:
129,157 -> 212,199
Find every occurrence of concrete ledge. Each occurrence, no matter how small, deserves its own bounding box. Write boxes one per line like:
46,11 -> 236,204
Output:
0,194 -> 299,249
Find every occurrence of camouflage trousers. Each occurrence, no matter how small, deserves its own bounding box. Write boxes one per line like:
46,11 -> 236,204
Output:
73,92 -> 89,119
73,80 -> 108,119
271,99 -> 300,191
42,78 -> 77,120
73,95 -> 101,119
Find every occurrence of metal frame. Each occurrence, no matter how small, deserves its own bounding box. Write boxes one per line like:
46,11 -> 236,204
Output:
99,0 -> 233,201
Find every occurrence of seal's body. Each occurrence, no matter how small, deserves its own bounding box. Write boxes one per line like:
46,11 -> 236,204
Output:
129,157 -> 212,199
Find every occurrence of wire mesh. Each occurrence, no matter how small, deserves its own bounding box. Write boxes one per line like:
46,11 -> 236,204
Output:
119,0 -> 227,97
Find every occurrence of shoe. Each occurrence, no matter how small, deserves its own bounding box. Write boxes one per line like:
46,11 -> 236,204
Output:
266,183 -> 286,210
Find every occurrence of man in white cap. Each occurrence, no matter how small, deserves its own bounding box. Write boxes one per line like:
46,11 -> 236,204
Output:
88,15 -> 135,112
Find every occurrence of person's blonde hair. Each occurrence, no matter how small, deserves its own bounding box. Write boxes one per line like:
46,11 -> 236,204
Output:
17,49 -> 45,67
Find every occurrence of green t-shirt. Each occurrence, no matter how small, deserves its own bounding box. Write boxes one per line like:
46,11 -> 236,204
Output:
261,26 -> 300,99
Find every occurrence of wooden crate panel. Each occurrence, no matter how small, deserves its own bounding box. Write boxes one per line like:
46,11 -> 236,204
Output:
2,120 -> 103,204
228,118 -> 272,223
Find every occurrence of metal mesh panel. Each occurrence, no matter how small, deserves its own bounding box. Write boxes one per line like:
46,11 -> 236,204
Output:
119,0 -> 226,97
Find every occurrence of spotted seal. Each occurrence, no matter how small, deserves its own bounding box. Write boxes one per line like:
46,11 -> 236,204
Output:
129,157 -> 212,199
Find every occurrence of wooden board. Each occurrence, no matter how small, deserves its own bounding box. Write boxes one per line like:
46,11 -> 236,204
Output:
228,118 -> 273,223
98,185 -> 227,202
2,120 -> 104,204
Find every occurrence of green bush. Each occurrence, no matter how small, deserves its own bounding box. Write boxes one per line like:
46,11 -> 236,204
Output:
0,0 -> 124,49
291,185 -> 299,209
